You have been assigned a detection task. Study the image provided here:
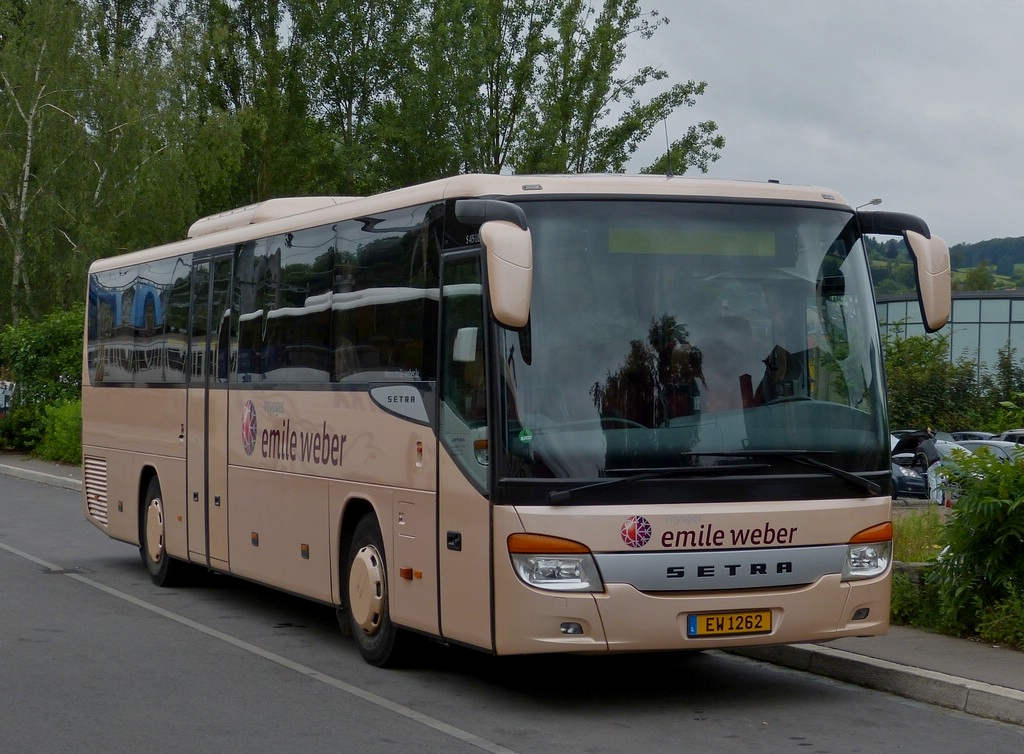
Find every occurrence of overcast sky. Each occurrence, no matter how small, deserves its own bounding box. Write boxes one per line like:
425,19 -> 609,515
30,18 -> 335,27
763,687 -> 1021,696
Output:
624,1 -> 1023,246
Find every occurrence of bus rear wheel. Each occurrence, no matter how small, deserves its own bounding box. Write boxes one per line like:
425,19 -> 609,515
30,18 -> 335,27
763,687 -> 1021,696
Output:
344,514 -> 403,667
140,477 -> 184,587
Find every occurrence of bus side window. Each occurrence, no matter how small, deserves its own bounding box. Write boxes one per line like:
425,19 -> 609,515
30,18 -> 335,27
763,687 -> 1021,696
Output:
439,258 -> 488,489
452,327 -> 486,424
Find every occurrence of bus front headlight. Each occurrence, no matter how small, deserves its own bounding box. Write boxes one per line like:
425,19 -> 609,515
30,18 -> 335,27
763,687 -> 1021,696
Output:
842,522 -> 893,581
508,533 -> 604,593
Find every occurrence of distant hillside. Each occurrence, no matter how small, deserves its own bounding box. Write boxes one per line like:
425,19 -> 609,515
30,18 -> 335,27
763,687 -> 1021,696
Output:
867,236 -> 1024,294
949,237 -> 1024,276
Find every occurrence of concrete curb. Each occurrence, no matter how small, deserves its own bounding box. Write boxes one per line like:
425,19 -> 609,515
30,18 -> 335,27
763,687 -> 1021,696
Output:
731,644 -> 1024,727
0,463 -> 82,492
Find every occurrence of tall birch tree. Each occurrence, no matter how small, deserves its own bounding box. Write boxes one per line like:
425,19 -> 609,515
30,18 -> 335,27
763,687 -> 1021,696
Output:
0,0 -> 87,324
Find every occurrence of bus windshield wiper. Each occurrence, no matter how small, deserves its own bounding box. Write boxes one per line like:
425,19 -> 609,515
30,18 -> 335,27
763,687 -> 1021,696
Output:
704,450 -> 882,496
547,462 -> 770,504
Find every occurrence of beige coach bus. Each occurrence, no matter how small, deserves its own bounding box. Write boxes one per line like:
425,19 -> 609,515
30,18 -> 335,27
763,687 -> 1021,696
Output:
82,174 -> 951,666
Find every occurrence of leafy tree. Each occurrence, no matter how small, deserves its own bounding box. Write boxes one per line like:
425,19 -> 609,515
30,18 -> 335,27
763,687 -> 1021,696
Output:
873,277 -> 905,296
0,0 -> 88,325
76,0 -> 192,252
370,0 -> 483,186
382,0 -> 558,178
989,342 -> 1024,402
228,0 -> 319,200
641,120 -> 725,176
517,0 -> 723,174
882,327 -> 983,431
153,0 -> 323,210
959,260 -> 996,292
152,0 -> 247,215
1,0 -> 196,326
949,244 -> 968,270
290,0 -> 418,194
469,0 -> 555,173
387,0 -> 723,179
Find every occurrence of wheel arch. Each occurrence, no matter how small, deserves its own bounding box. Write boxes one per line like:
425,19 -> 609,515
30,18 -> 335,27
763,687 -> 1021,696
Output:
339,501 -> 406,666
338,496 -> 376,588
136,465 -> 160,546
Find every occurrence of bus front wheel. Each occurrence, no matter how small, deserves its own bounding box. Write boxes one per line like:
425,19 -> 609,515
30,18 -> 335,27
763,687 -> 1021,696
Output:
140,477 -> 183,587
344,514 -> 403,667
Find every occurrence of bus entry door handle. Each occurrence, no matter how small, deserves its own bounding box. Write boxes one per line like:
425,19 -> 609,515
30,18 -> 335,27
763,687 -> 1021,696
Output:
447,531 -> 462,551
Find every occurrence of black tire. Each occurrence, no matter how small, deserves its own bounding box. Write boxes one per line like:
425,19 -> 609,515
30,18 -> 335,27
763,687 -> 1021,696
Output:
139,477 -> 185,587
344,514 -> 403,667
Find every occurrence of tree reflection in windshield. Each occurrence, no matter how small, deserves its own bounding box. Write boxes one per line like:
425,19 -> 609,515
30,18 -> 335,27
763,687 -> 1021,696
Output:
591,314 -> 705,429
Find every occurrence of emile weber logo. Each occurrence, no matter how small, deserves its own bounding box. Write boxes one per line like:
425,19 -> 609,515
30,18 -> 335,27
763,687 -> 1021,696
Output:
241,399 -> 258,455
241,399 -> 348,466
620,515 -> 652,548
620,516 -> 800,580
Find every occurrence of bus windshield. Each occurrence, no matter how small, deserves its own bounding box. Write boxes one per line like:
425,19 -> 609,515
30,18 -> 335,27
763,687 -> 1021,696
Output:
496,199 -> 887,488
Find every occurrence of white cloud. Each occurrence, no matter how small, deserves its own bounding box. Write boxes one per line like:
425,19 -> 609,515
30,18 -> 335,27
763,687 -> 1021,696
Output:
624,1 -> 1024,244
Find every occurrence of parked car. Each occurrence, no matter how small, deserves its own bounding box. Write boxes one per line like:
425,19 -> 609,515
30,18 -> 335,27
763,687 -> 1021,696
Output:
891,461 -> 928,498
950,430 -> 996,441
930,440 -> 973,505
996,429 -> 1024,444
892,428 -> 953,441
891,432 -> 928,499
958,439 -> 1022,462
891,431 -> 970,506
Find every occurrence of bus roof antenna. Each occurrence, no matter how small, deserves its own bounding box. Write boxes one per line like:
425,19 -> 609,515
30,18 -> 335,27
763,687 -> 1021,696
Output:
664,119 -> 673,179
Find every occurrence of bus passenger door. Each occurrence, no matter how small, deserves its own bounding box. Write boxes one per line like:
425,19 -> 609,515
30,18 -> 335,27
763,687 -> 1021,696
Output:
437,255 -> 493,650
186,253 -> 233,571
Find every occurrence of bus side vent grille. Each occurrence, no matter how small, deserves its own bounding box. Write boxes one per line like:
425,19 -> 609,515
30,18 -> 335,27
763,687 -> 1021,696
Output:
83,456 -> 109,526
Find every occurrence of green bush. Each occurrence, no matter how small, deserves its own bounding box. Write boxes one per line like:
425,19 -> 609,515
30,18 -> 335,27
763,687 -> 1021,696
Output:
889,566 -> 966,636
976,592 -> 1024,648
890,570 -> 927,626
37,400 -> 81,464
0,406 -> 44,451
0,305 -> 83,453
927,448 -> 1024,636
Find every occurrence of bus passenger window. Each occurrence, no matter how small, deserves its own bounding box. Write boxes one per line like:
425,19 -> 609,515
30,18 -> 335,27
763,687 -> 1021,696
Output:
439,258 -> 488,489
451,327 -> 486,423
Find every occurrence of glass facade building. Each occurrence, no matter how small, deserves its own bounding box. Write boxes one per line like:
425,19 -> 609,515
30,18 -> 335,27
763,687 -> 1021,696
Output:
877,291 -> 1024,378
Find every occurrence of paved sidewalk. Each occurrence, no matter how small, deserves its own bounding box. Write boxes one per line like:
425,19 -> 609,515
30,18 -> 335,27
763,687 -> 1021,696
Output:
0,451 -> 82,491
3,452 -> 1023,726
735,630 -> 1024,727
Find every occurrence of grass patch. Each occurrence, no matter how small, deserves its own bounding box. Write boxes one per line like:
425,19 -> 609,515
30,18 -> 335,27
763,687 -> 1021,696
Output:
890,504 -> 1024,649
893,506 -> 945,563
977,593 -> 1024,648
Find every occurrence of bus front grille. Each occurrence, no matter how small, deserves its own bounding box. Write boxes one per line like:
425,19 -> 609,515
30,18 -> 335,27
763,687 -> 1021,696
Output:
83,456 -> 109,525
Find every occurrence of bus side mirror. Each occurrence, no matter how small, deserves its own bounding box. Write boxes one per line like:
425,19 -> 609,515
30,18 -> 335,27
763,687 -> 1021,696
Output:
858,210 -> 950,334
904,230 -> 951,333
481,220 -> 533,329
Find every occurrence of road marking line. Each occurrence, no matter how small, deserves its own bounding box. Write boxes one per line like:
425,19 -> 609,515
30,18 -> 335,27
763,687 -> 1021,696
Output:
0,541 -> 517,754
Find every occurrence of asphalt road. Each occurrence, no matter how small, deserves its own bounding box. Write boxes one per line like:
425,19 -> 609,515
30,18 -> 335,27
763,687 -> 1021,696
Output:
2,474 -> 1023,753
